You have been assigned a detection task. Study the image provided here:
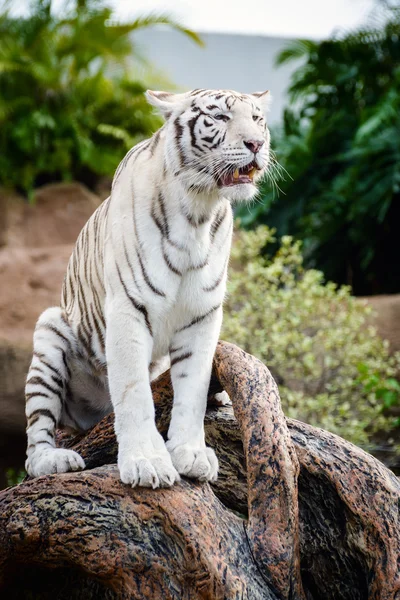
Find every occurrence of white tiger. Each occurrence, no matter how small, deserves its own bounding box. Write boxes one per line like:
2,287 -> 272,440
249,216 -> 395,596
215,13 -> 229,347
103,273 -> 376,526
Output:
25,88 -> 271,488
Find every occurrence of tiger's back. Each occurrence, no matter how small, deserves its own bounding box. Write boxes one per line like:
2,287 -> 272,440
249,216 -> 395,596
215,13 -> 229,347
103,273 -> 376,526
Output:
61,196 -> 110,368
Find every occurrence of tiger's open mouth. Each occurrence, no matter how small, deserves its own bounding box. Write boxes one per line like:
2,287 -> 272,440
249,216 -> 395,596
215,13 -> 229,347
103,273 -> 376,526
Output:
218,161 -> 259,187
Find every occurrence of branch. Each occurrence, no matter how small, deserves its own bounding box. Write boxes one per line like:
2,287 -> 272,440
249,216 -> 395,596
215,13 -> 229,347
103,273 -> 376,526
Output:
0,341 -> 399,599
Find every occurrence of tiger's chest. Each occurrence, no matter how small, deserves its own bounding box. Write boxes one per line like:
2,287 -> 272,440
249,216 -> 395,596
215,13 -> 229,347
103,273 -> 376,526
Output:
149,273 -> 222,359
132,204 -> 230,307
147,243 -> 227,315
102,187 -> 232,359
145,236 -> 229,356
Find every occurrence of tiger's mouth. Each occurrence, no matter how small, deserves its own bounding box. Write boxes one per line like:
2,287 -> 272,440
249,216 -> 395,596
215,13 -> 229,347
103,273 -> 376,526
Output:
218,161 -> 260,187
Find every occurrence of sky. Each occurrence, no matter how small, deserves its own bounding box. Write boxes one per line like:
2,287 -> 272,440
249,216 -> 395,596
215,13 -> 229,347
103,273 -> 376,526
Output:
109,0 -> 377,39
13,0 -> 378,39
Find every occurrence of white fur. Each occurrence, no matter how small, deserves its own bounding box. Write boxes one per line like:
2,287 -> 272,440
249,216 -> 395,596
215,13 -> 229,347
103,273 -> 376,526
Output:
25,88 -> 271,487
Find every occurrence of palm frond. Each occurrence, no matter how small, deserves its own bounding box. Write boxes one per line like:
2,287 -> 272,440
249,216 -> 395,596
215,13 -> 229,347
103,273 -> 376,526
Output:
275,39 -> 318,66
0,0 -> 201,195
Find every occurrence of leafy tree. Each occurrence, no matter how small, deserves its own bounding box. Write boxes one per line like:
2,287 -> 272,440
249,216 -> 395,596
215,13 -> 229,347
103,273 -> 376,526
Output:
238,3 -> 400,295
0,0 -> 202,196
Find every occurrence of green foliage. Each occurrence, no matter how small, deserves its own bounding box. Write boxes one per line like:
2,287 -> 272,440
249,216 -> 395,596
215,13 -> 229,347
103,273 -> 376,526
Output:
222,227 -> 400,447
238,4 -> 400,295
5,467 -> 26,487
0,0 -> 201,196
356,363 -> 400,420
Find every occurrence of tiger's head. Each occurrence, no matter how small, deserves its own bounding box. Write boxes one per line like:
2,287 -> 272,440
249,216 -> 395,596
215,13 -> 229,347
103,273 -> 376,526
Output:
146,88 -> 271,203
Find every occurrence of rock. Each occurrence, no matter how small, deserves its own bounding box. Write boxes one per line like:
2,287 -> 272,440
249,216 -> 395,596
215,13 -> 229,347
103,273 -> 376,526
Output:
5,182 -> 101,248
363,294 -> 400,354
0,245 -> 72,345
0,342 -> 399,599
0,188 -> 25,248
93,176 -> 112,201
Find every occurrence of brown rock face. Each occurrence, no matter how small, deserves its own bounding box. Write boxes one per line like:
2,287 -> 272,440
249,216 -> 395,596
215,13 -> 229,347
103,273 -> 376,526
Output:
0,182 -> 102,345
0,342 -> 398,600
0,245 -> 72,345
4,182 -> 101,248
363,294 -> 400,354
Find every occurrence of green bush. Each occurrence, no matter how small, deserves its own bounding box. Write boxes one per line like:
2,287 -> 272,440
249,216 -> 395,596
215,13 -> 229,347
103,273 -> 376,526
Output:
223,227 -> 400,447
0,0 -> 201,196
5,468 -> 26,487
237,4 -> 400,295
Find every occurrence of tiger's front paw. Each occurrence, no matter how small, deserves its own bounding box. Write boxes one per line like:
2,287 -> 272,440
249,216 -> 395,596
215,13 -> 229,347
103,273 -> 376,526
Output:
166,441 -> 219,482
118,452 -> 180,489
26,448 -> 85,478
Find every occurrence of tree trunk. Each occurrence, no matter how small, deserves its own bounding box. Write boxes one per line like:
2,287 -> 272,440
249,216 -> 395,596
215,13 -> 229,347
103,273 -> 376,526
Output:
0,341 -> 399,600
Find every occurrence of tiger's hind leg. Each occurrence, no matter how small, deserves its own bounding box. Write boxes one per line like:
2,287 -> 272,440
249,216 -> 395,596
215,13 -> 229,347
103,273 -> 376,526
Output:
25,307 -> 85,477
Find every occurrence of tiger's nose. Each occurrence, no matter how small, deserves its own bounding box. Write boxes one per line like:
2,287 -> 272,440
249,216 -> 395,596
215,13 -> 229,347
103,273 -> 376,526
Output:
243,139 -> 264,154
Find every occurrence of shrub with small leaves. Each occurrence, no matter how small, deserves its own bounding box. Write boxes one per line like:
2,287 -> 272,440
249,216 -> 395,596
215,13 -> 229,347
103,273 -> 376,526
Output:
222,226 -> 400,448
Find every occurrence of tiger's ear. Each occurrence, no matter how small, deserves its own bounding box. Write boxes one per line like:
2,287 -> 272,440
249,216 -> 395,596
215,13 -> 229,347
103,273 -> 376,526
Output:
251,90 -> 272,115
145,90 -> 184,119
